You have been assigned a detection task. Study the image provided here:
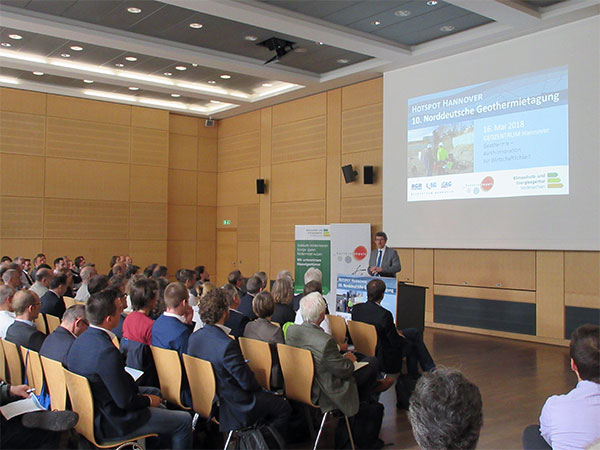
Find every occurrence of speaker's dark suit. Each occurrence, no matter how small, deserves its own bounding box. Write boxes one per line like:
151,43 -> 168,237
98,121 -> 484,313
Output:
66,327 -> 151,441
40,326 -> 75,366
224,309 -> 249,338
368,246 -> 402,278
5,320 -> 46,352
40,290 -> 66,319
238,293 -> 257,320
187,324 -> 290,432
351,301 -> 404,373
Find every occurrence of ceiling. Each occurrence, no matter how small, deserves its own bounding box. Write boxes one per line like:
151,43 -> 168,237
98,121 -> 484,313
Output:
0,0 -> 597,119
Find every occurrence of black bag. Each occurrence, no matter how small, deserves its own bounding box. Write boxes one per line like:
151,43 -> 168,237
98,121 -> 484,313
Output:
395,374 -> 418,410
335,400 -> 384,449
234,424 -> 286,450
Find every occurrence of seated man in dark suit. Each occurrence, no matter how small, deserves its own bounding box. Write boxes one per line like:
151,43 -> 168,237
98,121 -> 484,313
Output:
222,283 -> 249,338
352,279 -> 435,407
66,289 -> 192,449
6,290 -> 46,352
40,274 -> 67,319
40,304 -> 88,366
152,282 -> 194,407
187,289 -> 291,436
238,276 -> 263,320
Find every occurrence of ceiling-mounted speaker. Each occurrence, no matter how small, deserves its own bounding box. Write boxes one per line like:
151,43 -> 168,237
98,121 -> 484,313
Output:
364,165 -> 374,184
342,164 -> 358,183
257,37 -> 296,64
256,179 -> 266,194
205,118 -> 214,127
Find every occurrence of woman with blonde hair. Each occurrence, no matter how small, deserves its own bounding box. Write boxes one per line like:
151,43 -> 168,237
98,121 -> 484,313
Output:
270,278 -> 295,327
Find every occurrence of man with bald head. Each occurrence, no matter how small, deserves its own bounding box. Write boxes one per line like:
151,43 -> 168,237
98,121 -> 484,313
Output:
0,285 -> 16,339
5,290 -> 46,352
74,265 -> 98,303
30,268 -> 52,299
2,269 -> 21,291
40,305 -> 88,366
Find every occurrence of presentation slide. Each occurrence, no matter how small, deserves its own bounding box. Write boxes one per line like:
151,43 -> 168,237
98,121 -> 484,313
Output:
407,67 -> 568,202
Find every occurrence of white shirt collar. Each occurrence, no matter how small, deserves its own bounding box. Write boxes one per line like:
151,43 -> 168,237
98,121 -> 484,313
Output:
216,323 -> 231,334
15,318 -> 35,327
163,312 -> 187,324
89,324 -> 117,340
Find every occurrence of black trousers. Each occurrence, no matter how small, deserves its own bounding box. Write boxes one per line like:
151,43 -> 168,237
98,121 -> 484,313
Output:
522,424 -> 551,450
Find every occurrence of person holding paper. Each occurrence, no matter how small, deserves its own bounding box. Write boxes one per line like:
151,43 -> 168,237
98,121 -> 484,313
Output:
368,232 -> 402,278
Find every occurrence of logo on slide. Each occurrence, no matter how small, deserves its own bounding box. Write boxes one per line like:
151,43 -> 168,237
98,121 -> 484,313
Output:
480,176 -> 494,191
353,246 -> 367,261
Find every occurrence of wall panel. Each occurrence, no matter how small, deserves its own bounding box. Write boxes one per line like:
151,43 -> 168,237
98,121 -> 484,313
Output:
131,128 -> 168,166
271,158 -> 326,203
237,205 -> 260,242
168,205 -> 197,241
271,200 -> 325,242
217,167 -> 259,206
270,241 -> 295,279
271,116 -> 326,164
131,107 -> 169,131
43,239 -> 130,274
197,207 -> 217,241
168,169 -> 197,205
0,154 -> 44,197
217,131 -> 260,172
1,88 -> 46,114
341,103 -> 382,155
129,203 -> 168,241
0,111 -> 45,156
0,196 -> 44,239
198,136 -> 218,172
217,111 -> 260,137
129,240 -> 167,270
272,93 -> 326,126
130,165 -> 168,203
169,133 -> 198,170
340,195 -> 382,235
196,240 -> 216,275
47,94 -> 130,125
340,149 -> 382,198
197,172 -> 217,206
341,78 -> 382,111
565,251 -> 600,308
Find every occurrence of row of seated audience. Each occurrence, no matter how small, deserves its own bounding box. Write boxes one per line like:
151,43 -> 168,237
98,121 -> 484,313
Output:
1,253 -> 598,449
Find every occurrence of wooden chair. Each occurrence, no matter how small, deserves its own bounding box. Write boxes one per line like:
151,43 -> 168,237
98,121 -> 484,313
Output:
238,337 -> 272,390
20,347 -> 44,394
182,354 -> 216,421
41,356 -> 67,411
270,321 -> 281,328
326,314 -> 347,346
45,314 -> 61,334
34,314 -> 47,334
0,339 -> 6,382
64,369 -> 157,448
347,320 -> 377,357
63,296 -> 77,309
150,346 -> 190,410
277,343 -> 355,450
1,339 -> 23,385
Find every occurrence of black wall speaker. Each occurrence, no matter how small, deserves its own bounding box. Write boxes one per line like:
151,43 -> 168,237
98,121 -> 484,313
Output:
342,164 -> 357,183
364,165 -> 374,184
256,179 -> 266,194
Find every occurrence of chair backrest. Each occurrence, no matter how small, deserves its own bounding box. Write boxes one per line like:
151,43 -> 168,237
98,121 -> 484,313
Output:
0,339 -> 5,382
327,314 -> 347,346
270,321 -> 281,328
347,320 -> 377,357
45,314 -> 61,334
41,356 -> 67,411
182,354 -> 216,419
239,337 -> 272,390
276,343 -> 316,407
150,346 -> 188,409
1,339 -> 23,385
34,314 -> 47,334
63,296 -> 77,309
20,347 -> 44,393
63,369 -> 99,446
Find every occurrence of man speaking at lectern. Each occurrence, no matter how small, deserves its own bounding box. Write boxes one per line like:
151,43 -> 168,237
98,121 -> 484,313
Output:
368,231 -> 401,278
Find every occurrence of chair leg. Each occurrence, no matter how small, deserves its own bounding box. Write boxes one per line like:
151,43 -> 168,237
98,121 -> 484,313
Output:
344,416 -> 356,450
304,405 -> 316,439
312,411 -> 329,450
223,430 -> 234,450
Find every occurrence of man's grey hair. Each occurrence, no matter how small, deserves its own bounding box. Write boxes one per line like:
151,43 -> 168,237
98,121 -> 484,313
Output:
304,267 -> 322,284
2,269 -> 18,284
0,285 -> 15,305
80,265 -> 97,282
62,304 -> 86,324
299,292 -> 326,323
220,283 -> 239,307
408,367 -> 483,450
35,268 -> 52,282
276,270 -> 293,282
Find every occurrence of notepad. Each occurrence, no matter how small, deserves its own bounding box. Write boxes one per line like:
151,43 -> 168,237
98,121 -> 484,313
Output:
0,395 -> 45,421
125,367 -> 144,382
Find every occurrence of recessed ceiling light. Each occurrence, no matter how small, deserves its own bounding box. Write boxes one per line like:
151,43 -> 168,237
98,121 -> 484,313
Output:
427,0 -> 438,5
127,7 -> 142,13
191,63 -> 198,67
175,65 -> 187,71
440,25 -> 455,32
394,10 -> 411,17
83,79 -> 94,83
244,35 -> 258,41
128,86 -> 139,91
294,47 -> 307,53
70,45 -> 83,51
115,63 -> 124,67
32,71 -> 44,76
8,34 -> 22,40
220,74 -> 231,79
262,83 -> 272,87
1,42 -> 11,47
371,20 -> 381,26
189,22 -> 203,29
316,41 -> 324,45
125,56 -> 137,62
337,58 -> 349,64
171,93 -> 181,97
210,100 -> 222,104
207,80 -> 216,84
164,72 -> 172,76
60,53 -> 71,58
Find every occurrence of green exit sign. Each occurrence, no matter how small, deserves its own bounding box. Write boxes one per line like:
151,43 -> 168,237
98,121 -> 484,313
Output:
223,219 -> 231,225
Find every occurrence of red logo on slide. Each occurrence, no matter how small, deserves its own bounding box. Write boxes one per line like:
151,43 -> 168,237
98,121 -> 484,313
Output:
353,246 -> 367,260
481,176 -> 494,191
